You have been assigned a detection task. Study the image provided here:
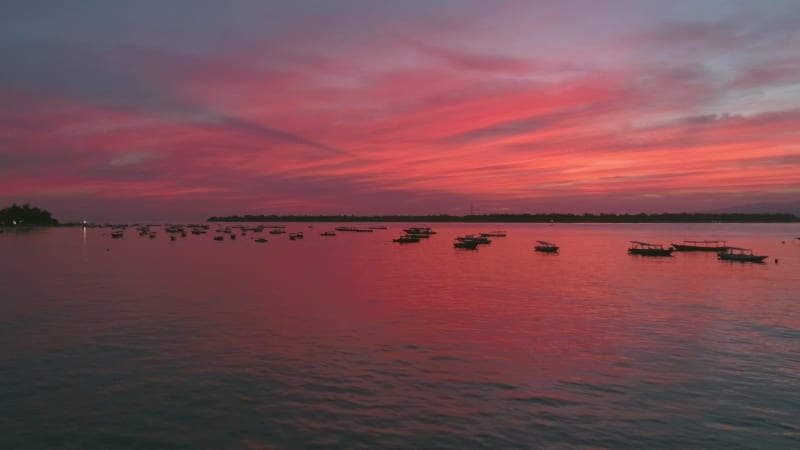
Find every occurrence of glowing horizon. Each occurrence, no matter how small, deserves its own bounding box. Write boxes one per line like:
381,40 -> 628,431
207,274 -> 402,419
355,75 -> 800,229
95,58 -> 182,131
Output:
2,1 -> 799,222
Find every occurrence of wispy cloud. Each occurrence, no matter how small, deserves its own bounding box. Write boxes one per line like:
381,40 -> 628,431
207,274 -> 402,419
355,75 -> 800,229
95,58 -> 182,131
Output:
1,1 -> 799,221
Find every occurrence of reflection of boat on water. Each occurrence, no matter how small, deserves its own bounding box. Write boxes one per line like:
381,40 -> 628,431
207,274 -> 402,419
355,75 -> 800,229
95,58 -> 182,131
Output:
718,247 -> 767,263
534,240 -> 558,253
480,231 -> 506,237
393,236 -> 420,243
671,240 -> 728,252
628,241 -> 673,256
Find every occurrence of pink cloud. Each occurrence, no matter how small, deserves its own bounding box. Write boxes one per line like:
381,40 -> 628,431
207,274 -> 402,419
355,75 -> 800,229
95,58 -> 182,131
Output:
2,4 -> 799,221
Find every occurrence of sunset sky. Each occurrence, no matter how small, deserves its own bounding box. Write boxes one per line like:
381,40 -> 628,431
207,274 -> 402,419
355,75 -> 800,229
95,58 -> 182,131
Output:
2,0 -> 799,222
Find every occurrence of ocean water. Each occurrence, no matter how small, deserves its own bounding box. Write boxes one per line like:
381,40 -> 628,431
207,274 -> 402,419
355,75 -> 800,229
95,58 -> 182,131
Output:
1,223 -> 798,449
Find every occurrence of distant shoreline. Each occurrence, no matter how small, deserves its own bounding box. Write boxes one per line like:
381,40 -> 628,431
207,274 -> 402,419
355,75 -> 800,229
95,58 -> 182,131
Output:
207,213 -> 799,223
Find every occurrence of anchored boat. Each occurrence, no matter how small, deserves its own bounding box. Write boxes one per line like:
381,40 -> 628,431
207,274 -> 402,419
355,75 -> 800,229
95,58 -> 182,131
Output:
718,247 -> 767,263
671,240 -> 728,252
335,226 -> 373,232
393,235 -> 420,243
534,240 -> 559,253
453,239 -> 480,249
455,234 -> 490,244
628,241 -> 673,256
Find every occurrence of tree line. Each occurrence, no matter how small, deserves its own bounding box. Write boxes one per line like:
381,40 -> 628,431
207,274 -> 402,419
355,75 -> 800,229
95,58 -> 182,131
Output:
208,212 -> 798,223
0,204 -> 59,226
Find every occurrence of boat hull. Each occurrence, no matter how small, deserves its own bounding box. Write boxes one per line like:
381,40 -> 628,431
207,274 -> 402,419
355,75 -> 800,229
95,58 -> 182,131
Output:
718,254 -> 767,263
393,237 -> 420,243
628,248 -> 673,256
534,246 -> 558,253
671,244 -> 728,252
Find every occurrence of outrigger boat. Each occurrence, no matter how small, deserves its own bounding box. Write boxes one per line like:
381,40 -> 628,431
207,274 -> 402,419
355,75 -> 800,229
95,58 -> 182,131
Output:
534,240 -> 559,253
671,240 -> 728,252
717,247 -> 767,263
628,241 -> 673,256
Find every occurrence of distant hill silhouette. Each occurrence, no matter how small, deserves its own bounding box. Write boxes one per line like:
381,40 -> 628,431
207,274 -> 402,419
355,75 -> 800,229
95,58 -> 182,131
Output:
208,213 -> 798,223
0,203 -> 59,226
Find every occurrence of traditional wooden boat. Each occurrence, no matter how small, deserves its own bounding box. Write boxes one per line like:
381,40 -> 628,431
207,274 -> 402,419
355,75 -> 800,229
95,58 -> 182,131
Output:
534,240 -> 559,253
671,240 -> 728,251
405,233 -> 432,239
111,230 -> 124,238
213,236 -> 224,241
320,231 -> 336,236
254,238 -> 268,243
368,225 -> 387,230
289,232 -> 304,240
453,239 -> 479,249
393,235 -> 420,243
455,234 -> 490,244
480,231 -> 506,237
403,227 -> 436,235
628,241 -> 673,256
718,247 -> 767,263
335,226 -> 373,232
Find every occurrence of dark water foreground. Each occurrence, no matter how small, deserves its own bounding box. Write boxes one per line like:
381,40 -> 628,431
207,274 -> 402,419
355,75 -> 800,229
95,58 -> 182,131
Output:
1,223 -> 798,449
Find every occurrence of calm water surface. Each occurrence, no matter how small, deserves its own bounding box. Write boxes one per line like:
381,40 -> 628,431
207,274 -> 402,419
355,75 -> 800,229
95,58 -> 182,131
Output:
1,223 -> 799,449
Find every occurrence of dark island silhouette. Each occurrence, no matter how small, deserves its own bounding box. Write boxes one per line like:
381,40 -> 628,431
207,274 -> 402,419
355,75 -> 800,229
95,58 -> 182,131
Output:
208,212 -> 798,223
0,203 -> 59,226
